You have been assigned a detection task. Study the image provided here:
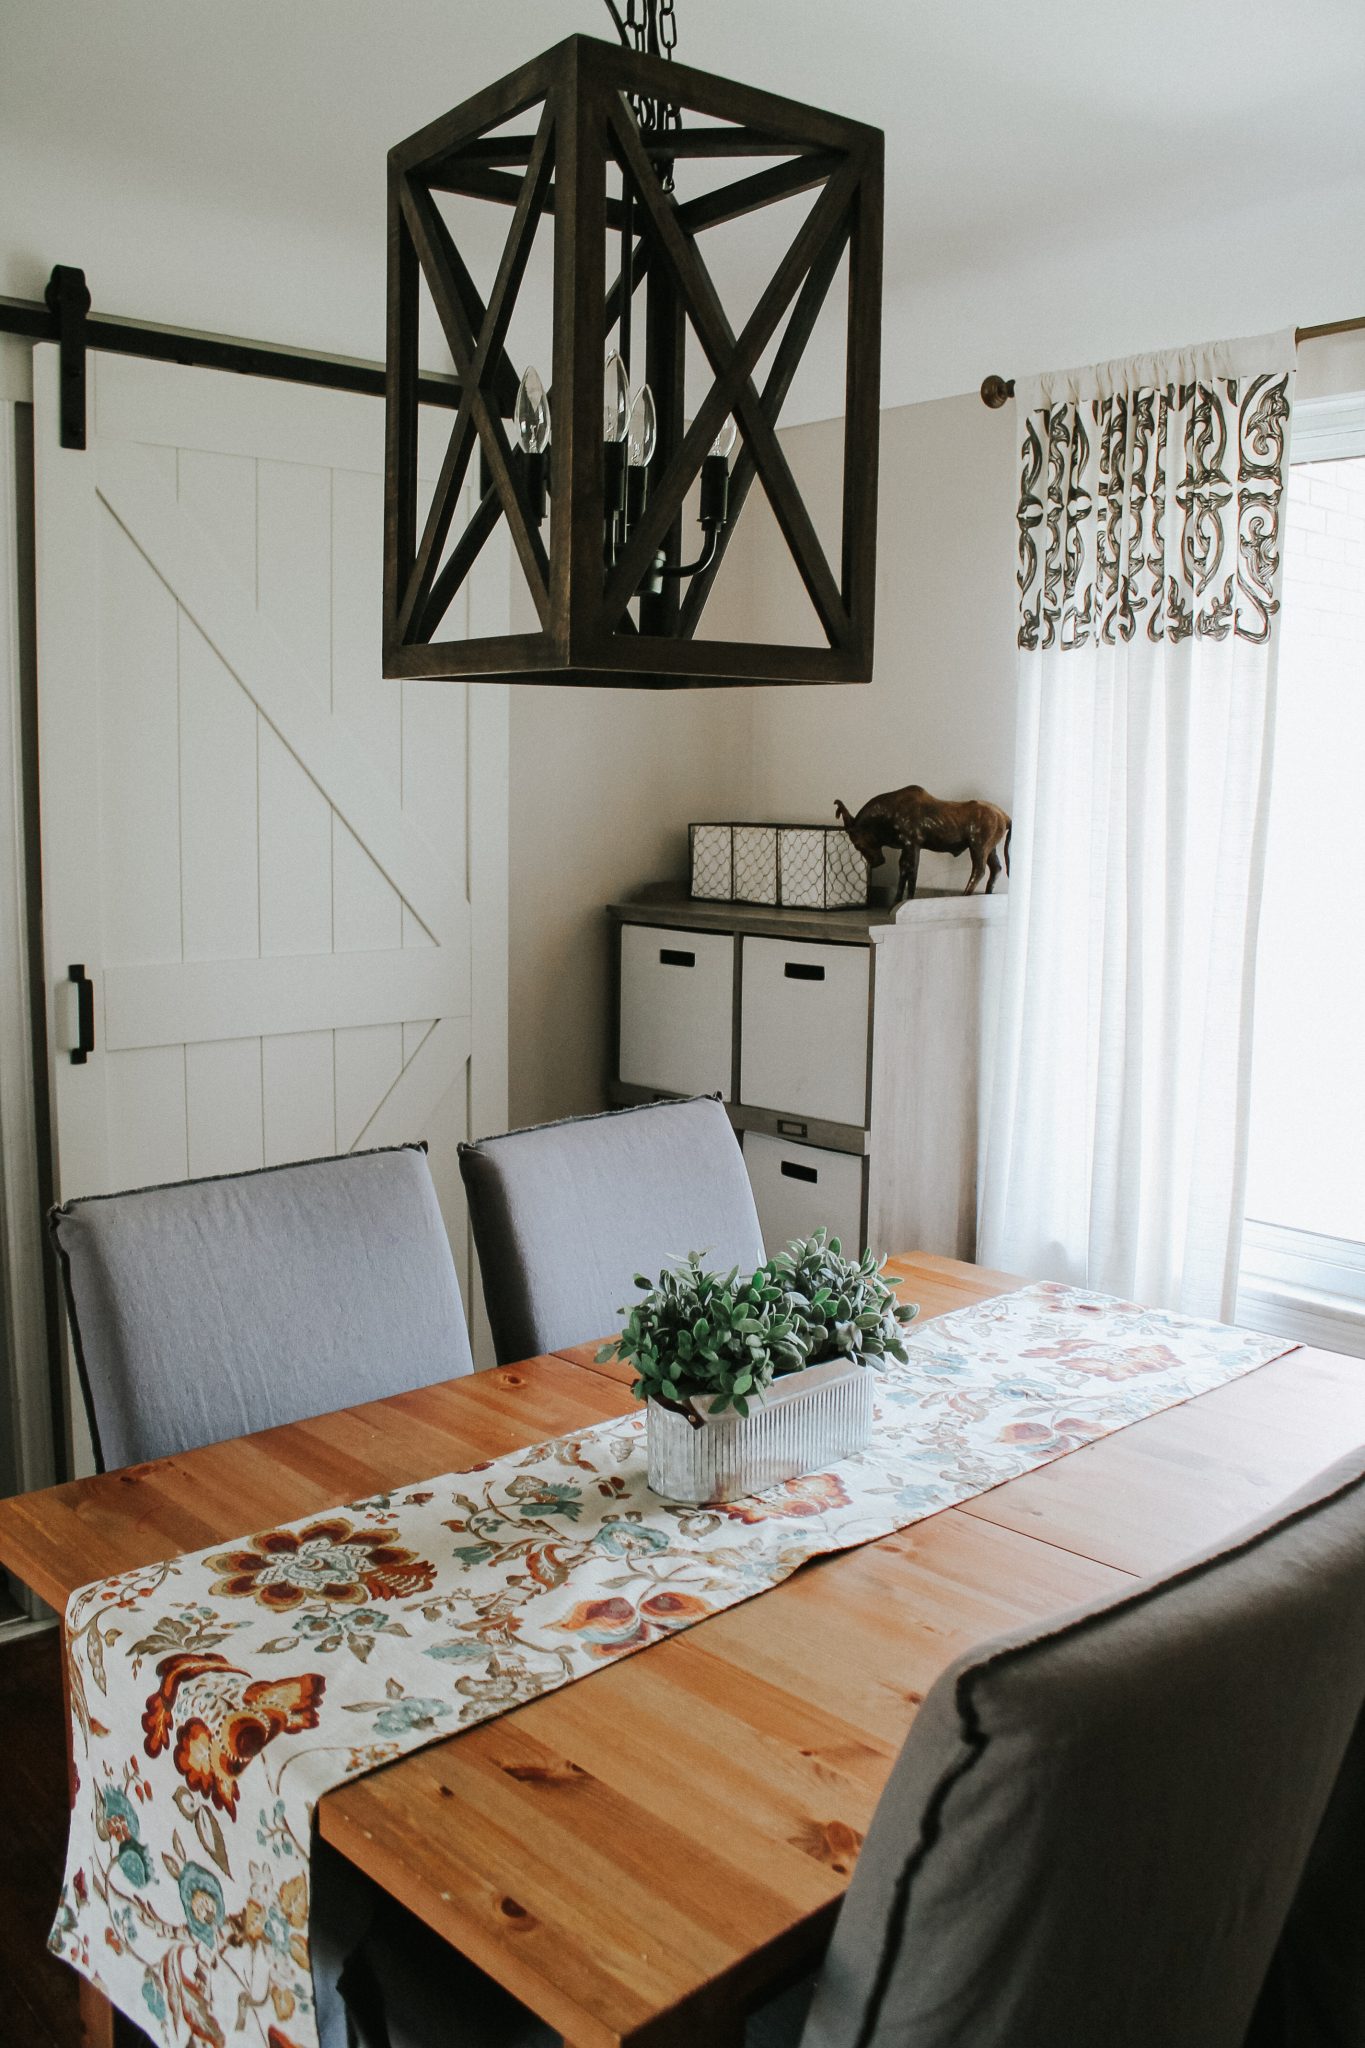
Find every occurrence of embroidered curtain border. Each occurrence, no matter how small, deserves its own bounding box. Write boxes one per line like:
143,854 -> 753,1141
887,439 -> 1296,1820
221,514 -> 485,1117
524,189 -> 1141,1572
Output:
1016,331 -> 1295,653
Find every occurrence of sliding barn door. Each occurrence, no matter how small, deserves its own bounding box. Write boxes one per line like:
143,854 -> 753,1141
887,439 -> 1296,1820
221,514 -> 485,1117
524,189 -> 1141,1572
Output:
33,349 -> 508,1466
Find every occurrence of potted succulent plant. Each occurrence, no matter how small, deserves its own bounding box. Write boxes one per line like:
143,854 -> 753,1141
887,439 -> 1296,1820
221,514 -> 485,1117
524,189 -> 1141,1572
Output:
598,1231 -> 918,1504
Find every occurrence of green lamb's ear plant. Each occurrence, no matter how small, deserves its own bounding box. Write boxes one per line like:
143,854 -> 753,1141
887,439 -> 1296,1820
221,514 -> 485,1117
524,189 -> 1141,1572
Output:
768,1230 -> 918,1367
596,1232 -> 918,1426
596,1251 -> 805,1422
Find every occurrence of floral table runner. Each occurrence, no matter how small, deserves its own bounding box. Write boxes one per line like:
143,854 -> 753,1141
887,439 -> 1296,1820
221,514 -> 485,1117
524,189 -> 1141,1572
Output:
52,1282 -> 1294,2047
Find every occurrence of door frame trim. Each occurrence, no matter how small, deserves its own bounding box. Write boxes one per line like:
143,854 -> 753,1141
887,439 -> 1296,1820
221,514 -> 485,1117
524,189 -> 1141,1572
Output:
0,397 -> 57,1503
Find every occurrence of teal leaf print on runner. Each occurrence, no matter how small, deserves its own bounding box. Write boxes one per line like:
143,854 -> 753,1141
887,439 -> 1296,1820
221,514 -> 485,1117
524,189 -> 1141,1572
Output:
99,1785 -> 154,1889
177,1861 -> 226,1946
259,1606 -> 411,1664
594,1520 -> 669,1559
504,1475 -> 586,1521
345,1678 -> 454,1736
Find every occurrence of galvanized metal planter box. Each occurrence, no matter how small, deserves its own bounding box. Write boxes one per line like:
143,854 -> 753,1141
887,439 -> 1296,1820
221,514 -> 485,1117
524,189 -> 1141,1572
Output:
646,1356 -> 873,1505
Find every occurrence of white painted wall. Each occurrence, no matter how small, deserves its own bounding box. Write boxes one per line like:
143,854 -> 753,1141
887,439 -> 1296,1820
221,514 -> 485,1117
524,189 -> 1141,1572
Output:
707,396 -> 1018,898
507,685 -> 751,1126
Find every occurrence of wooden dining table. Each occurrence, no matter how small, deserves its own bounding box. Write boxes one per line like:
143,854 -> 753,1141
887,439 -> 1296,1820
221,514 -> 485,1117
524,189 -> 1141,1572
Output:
3,1251 -> 1364,2048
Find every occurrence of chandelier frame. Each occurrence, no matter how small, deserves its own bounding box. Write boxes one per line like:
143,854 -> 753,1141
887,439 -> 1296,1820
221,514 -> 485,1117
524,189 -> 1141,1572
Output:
383,34 -> 882,687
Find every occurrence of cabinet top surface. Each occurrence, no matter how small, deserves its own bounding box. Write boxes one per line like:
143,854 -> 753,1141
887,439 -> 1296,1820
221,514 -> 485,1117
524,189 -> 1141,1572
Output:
608,884 -> 1007,943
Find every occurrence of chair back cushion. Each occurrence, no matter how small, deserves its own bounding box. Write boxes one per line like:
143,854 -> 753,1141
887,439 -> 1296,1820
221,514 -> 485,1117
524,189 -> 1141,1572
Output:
459,1097 -> 766,1363
802,1449 -> 1365,2048
51,1144 -> 474,1471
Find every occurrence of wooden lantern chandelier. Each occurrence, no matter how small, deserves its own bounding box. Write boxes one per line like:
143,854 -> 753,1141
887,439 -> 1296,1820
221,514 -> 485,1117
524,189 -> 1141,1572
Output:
383,4 -> 883,687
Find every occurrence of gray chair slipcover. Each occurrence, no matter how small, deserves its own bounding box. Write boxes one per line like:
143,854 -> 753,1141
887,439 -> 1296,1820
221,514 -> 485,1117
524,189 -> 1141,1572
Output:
49,1145 -> 475,2048
50,1142 -> 474,1472
800,1444 -> 1365,2048
458,1095 -> 766,1364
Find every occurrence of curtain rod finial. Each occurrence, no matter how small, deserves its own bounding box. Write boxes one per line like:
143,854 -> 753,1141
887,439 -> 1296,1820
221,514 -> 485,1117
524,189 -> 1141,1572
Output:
980,373 -> 1014,409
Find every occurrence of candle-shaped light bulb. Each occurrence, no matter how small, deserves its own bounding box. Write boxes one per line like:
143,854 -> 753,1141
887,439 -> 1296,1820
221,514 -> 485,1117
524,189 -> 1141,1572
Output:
514,366 -> 551,455
627,384 -> 657,468
603,351 -> 630,443
700,415 -> 734,529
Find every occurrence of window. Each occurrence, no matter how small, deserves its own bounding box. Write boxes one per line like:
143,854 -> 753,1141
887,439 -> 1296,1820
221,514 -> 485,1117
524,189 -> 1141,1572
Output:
1240,394 -> 1365,1353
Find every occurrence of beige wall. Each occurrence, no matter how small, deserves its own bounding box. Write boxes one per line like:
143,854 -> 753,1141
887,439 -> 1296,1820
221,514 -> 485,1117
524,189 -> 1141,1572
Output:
709,394 -> 1019,897
507,686 -> 752,1128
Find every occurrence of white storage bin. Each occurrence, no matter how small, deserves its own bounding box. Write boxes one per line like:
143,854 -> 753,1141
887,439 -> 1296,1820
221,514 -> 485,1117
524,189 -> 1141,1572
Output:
619,924 -> 735,1098
740,937 -> 870,1127
744,1132 -> 866,1256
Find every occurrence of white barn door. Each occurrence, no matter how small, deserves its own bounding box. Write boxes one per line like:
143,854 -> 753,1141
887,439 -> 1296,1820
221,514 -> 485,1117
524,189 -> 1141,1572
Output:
33,348 -> 508,1466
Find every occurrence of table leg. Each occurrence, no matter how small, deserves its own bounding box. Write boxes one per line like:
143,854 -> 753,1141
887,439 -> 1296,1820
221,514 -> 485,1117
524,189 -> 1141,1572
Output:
559,2038 -> 744,2048
574,2000 -> 747,2048
78,1976 -> 117,2048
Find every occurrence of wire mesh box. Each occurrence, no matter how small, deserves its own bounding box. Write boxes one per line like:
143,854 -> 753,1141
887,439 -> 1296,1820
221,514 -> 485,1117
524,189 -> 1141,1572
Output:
689,824 -> 733,900
733,825 -> 779,903
690,822 -> 871,910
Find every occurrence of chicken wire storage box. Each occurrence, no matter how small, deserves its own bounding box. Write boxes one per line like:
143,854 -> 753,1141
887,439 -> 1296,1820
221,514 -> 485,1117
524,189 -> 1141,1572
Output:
690,822 -> 871,909
609,885 -> 1007,1259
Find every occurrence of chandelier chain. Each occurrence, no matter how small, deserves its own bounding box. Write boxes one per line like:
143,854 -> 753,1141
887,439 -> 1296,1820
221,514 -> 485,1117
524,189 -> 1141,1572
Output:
607,0 -> 681,155
619,0 -> 675,59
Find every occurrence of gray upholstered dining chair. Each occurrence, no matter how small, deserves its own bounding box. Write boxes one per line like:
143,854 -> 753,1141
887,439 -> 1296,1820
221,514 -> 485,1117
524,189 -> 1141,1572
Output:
796,1443 -> 1365,2048
343,1446 -> 1365,2048
50,1141 -> 475,1471
458,1095 -> 767,1364
50,1142 -> 476,2048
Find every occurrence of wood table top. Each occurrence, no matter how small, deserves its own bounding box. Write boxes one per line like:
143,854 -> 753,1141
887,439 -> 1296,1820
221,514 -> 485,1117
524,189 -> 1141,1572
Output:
4,1254 -> 1364,2048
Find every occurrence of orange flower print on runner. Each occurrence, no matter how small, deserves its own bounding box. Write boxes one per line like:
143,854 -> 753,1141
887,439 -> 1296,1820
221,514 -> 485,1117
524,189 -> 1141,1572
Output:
142,1652 -> 325,1815
206,1518 -> 436,1610
551,1589 -> 712,1657
716,1471 -> 852,1523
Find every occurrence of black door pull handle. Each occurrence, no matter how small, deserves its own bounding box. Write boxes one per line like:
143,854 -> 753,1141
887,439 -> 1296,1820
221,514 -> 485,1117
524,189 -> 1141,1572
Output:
784,961 -> 825,981
780,1160 -> 818,1183
67,963 -> 95,1064
659,948 -> 695,968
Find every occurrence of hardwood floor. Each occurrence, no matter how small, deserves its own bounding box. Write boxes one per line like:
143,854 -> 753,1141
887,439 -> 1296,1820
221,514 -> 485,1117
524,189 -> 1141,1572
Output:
1,1628 -> 82,2048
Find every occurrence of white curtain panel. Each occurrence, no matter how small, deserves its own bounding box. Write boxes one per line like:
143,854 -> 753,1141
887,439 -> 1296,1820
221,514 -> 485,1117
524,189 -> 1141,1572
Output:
979,334 -> 1295,1318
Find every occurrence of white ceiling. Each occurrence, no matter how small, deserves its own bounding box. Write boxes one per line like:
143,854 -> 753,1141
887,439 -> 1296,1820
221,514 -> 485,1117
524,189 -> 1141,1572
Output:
3,0 -> 1364,419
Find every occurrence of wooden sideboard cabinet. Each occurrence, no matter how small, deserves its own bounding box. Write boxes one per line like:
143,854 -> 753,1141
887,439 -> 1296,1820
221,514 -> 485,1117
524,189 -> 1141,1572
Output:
608,885 -> 1006,1261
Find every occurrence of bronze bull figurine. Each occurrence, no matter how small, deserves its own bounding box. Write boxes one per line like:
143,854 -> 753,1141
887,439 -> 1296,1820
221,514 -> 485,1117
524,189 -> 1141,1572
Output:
836,785 -> 1011,903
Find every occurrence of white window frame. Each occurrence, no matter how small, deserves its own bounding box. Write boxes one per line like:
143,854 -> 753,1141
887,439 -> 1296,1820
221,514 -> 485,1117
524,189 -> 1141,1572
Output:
1238,389 -> 1365,1355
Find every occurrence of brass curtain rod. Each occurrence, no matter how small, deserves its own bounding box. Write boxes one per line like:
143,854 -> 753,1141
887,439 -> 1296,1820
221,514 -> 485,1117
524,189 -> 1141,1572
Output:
978,313 -> 1365,408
